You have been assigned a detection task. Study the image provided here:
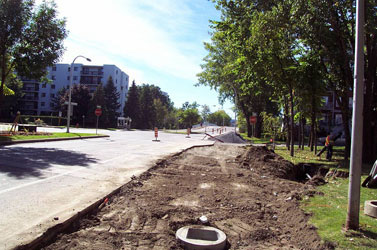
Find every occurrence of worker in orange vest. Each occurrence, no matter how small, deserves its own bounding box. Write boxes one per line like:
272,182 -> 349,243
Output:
317,132 -> 342,161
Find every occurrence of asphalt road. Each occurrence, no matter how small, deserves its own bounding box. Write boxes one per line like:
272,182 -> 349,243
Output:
0,127 -> 216,249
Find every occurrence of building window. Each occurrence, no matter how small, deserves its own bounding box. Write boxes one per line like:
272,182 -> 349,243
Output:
41,93 -> 46,97
52,66 -> 56,71
41,102 -> 45,107
51,84 -> 55,89
50,93 -> 55,98
73,76 -> 78,81
116,70 -> 118,74
121,86 -> 123,90
50,103 -> 54,107
52,75 -> 56,80
42,83 -> 46,88
74,67 -> 78,71
116,79 -> 118,83
67,76 -> 70,80
68,67 -> 71,72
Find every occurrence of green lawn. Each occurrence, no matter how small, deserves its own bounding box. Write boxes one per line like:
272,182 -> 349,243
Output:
272,145 -> 377,249
301,178 -> 377,249
0,132 -> 99,142
239,133 -> 285,144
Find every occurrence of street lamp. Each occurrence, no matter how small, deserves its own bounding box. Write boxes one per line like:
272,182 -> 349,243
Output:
66,55 -> 91,133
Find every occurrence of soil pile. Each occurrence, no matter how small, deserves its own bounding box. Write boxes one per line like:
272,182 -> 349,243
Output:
211,132 -> 247,144
238,146 -> 300,180
42,144 -> 332,250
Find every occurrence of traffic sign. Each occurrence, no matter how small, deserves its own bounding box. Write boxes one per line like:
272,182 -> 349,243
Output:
95,108 -> 102,116
249,116 -> 257,124
152,127 -> 160,142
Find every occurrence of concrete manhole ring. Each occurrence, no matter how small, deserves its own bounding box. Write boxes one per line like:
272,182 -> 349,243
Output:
176,225 -> 227,250
364,200 -> 377,218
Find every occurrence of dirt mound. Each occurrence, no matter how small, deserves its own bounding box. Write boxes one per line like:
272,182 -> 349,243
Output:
238,146 -> 299,181
39,144 -> 332,250
211,132 -> 247,144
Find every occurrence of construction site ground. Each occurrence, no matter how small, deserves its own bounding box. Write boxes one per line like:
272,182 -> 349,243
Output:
41,143 -> 333,250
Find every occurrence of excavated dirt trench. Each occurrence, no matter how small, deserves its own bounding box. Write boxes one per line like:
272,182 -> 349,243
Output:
30,144 -> 334,250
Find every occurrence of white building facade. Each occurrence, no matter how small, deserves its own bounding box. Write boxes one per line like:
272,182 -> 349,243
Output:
20,64 -> 129,116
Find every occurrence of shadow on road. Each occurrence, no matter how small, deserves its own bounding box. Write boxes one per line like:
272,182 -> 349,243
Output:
0,147 -> 98,179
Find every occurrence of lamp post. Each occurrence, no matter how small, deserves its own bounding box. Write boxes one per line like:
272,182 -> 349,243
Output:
66,55 -> 91,133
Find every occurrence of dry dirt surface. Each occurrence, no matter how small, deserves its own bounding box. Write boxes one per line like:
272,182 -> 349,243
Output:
42,143 -> 333,250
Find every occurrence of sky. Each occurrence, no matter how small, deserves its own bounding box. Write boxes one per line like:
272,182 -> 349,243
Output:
44,0 -> 235,118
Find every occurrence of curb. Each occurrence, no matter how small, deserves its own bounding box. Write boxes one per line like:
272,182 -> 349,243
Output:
14,143 -> 215,250
0,135 -> 109,146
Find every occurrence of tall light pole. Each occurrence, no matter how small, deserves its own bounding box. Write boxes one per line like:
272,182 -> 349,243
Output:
66,55 -> 91,133
346,0 -> 364,230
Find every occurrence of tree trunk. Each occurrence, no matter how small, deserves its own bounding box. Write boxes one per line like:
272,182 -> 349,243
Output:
338,94 -> 351,160
298,116 -> 302,149
301,116 -> 305,150
255,114 -> 262,138
308,129 -> 312,148
310,109 -> 316,151
362,37 -> 377,163
314,120 -> 318,155
283,97 -> 290,150
246,115 -> 252,137
289,88 -> 294,157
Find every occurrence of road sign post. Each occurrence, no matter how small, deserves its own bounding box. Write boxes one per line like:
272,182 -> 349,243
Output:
95,107 -> 102,135
249,116 -> 257,125
153,127 -> 160,142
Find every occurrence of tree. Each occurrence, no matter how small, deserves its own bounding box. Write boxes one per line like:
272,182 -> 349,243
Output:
89,83 -> 106,127
201,105 -> 211,123
124,80 -> 141,128
139,84 -> 156,129
0,73 -> 23,120
261,112 -> 283,149
0,0 -> 67,108
63,84 -> 91,126
294,0 -> 377,161
181,101 -> 200,110
207,110 -> 231,126
51,86 -> 67,115
177,108 -> 201,128
153,98 -> 168,128
104,76 -> 120,128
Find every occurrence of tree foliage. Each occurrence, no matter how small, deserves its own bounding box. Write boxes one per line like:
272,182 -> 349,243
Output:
177,106 -> 201,128
0,0 -> 67,107
207,110 -> 231,126
124,82 -> 174,129
199,0 -> 377,161
62,84 -> 91,126
104,76 -> 120,128
123,80 -> 141,128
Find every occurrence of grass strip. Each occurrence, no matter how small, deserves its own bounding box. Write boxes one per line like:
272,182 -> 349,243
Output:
301,178 -> 377,249
0,132 -> 100,142
273,145 -> 377,249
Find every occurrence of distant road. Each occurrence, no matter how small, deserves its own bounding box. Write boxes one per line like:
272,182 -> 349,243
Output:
0,128 -> 213,250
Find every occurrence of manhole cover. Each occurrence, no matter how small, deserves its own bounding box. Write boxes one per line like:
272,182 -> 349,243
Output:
176,225 -> 226,250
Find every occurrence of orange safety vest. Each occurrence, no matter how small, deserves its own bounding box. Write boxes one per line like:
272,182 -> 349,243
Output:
325,135 -> 330,146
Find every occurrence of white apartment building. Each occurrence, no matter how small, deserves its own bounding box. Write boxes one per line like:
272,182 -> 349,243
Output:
20,64 -> 129,116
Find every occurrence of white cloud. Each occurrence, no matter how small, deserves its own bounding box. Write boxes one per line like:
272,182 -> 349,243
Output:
52,0 -> 203,83
35,0 -> 231,115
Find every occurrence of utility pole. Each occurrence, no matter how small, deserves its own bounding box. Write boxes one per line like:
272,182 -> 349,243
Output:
346,0 -> 364,230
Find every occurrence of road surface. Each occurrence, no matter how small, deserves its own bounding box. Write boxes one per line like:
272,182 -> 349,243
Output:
0,128 -> 215,249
